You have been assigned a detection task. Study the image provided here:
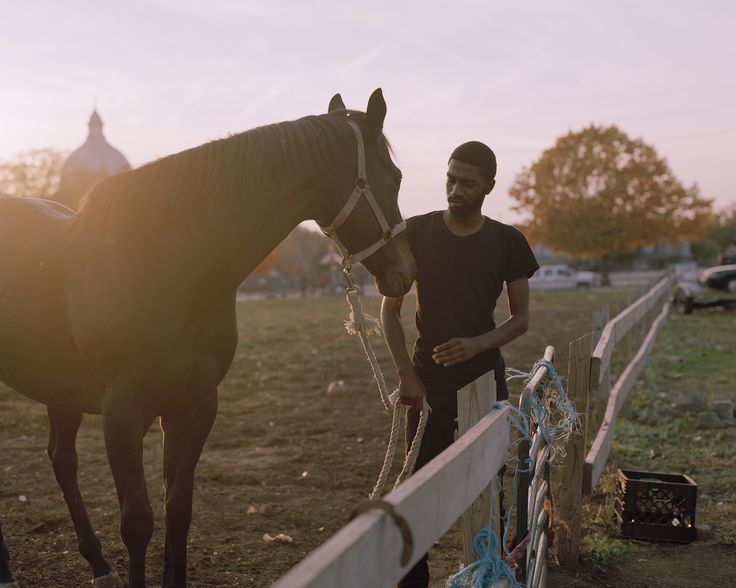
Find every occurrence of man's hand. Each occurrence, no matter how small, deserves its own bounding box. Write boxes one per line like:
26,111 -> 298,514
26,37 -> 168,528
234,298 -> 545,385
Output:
398,368 -> 426,411
432,337 -> 483,367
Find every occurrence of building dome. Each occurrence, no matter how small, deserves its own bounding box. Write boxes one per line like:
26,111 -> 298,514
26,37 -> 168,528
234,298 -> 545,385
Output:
61,109 -> 130,176
55,109 -> 131,209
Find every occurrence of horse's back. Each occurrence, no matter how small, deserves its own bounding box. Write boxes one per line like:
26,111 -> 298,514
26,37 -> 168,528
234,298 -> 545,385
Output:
0,196 -> 73,251
0,195 -> 73,223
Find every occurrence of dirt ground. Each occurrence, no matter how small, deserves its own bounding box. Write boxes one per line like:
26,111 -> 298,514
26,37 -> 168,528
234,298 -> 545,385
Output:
1,288 -> 733,587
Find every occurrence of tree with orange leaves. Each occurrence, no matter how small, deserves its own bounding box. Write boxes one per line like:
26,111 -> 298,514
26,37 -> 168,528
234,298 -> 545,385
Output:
509,125 -> 712,284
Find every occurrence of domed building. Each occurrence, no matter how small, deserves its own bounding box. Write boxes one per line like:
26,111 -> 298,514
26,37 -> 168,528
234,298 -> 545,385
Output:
55,109 -> 131,210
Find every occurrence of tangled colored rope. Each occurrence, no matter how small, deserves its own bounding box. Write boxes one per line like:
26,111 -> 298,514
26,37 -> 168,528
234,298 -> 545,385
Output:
447,359 -> 579,587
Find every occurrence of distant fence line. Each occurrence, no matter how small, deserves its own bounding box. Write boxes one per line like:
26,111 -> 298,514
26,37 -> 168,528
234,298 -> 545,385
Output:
608,270 -> 666,287
235,270 -> 668,302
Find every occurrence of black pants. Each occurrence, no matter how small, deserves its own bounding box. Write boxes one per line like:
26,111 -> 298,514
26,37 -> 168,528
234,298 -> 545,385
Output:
398,362 -> 508,588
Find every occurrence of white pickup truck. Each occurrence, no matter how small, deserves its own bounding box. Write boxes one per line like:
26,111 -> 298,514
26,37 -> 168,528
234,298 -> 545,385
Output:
529,264 -> 600,290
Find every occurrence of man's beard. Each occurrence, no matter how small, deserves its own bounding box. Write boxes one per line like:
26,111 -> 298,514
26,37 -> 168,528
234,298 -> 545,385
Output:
448,197 -> 483,217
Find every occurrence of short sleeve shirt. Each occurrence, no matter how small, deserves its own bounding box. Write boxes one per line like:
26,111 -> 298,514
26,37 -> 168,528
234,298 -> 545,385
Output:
407,211 -> 539,382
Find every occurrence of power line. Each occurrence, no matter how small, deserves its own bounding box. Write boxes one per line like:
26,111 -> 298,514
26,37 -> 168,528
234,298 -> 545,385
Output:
509,103 -> 736,129
656,128 -> 736,142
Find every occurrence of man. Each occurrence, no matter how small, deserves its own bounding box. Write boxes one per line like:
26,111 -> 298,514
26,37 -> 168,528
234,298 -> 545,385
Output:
381,141 -> 539,588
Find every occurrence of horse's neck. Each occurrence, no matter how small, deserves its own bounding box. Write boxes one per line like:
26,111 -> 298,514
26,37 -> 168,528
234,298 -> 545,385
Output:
230,187 -> 316,283
177,178 -> 321,294
73,124 -> 346,297
187,132 -> 343,291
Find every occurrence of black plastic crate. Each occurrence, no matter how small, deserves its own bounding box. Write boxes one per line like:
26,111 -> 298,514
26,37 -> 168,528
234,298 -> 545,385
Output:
614,469 -> 697,543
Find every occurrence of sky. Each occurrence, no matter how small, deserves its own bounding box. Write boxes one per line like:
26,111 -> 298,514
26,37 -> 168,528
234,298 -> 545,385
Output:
2,0 -> 735,226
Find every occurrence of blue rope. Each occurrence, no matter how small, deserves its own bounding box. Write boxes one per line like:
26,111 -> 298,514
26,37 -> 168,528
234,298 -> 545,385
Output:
528,360 -> 578,453
446,528 -> 523,588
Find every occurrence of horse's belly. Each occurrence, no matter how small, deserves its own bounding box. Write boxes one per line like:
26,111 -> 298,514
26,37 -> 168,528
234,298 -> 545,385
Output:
0,295 -> 97,412
0,201 -> 94,409
11,381 -> 101,414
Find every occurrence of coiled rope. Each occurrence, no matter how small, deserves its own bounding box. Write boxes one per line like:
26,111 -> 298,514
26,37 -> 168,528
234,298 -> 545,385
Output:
341,267 -> 430,498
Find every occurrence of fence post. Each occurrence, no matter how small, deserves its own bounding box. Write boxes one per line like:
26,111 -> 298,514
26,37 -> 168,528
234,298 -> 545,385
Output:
457,371 -> 497,563
591,305 -> 610,429
555,333 -> 592,565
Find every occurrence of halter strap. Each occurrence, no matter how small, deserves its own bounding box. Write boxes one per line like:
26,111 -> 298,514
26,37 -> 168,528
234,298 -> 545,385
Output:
319,120 -> 406,268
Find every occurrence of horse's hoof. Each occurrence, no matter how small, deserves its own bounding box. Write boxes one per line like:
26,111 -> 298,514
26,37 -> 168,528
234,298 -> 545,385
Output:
93,571 -> 123,588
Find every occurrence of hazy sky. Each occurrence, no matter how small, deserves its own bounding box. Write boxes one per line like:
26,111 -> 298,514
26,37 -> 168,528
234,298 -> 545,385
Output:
2,0 -> 735,224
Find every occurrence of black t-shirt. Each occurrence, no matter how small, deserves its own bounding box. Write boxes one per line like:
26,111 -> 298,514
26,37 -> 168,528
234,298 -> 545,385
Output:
407,211 -> 539,382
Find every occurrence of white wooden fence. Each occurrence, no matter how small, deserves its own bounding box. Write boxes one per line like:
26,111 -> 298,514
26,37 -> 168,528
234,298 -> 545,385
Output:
273,273 -> 676,581
584,274 -> 674,493
274,350 -> 558,588
556,273 -> 675,563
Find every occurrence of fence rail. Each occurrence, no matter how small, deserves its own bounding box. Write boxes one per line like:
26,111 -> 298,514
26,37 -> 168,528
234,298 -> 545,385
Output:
556,271 -> 675,562
591,274 -> 673,388
273,405 -> 510,588
584,300 -> 671,493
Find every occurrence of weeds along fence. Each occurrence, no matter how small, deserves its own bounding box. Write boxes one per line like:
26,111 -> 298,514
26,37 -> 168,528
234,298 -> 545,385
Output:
555,273 -> 675,564
273,348 -> 558,588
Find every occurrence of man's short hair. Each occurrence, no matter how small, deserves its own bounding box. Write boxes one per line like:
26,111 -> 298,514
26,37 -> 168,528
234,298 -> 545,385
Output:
449,141 -> 497,181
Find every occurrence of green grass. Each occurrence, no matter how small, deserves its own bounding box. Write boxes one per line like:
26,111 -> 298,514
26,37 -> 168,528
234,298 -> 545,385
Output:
581,531 -> 630,566
584,306 -> 736,564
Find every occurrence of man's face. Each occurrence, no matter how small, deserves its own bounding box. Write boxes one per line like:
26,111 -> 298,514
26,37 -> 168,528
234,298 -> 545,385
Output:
445,159 -> 494,217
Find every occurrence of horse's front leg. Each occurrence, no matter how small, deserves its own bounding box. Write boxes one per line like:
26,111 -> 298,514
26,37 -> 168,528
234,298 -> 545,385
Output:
46,407 -> 122,588
160,389 -> 218,588
101,384 -> 156,588
0,519 -> 19,588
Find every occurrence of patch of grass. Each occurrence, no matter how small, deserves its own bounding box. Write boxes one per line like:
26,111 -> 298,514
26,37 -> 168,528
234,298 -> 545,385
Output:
581,469 -> 633,567
581,531 -> 630,566
590,306 -> 736,558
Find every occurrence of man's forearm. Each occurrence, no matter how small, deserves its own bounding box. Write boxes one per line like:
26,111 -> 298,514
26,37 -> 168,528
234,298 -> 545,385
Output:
380,298 -> 414,374
476,313 -> 529,352
477,276 -> 531,352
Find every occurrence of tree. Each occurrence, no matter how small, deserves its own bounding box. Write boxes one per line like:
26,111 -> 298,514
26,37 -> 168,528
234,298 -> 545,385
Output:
246,226 -> 335,296
691,204 -> 736,264
0,148 -> 67,198
273,225 -> 332,275
509,125 -> 712,284
251,226 -> 331,276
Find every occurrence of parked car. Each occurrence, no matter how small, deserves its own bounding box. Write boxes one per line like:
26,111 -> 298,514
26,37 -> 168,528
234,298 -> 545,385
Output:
672,264 -> 736,314
528,264 -> 600,290
700,264 -> 736,293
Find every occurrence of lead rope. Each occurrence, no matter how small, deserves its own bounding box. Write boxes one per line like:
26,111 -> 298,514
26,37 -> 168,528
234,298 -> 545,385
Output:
341,266 -> 430,498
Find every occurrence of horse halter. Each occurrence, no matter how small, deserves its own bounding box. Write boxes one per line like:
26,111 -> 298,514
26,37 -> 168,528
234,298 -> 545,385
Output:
318,120 -> 406,269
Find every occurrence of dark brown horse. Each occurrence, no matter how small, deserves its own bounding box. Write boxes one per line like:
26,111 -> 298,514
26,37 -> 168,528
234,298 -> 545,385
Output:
0,89 -> 415,588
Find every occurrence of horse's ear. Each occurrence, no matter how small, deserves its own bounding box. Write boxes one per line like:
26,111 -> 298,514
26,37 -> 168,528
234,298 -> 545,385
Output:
328,93 -> 346,113
366,88 -> 386,133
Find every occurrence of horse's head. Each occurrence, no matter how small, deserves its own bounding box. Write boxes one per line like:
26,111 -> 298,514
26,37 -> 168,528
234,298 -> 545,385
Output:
316,89 -> 416,297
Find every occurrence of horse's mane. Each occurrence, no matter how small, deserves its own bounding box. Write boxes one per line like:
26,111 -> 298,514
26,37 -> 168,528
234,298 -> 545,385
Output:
68,112 -> 384,240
